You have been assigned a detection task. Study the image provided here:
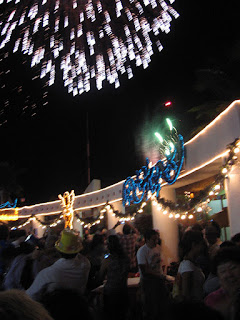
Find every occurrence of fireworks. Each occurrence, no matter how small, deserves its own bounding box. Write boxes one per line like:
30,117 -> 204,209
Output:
0,52 -> 48,126
0,0 -> 179,95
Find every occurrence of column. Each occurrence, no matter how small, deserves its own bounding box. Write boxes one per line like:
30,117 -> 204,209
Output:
224,164 -> 240,237
152,187 -> 179,267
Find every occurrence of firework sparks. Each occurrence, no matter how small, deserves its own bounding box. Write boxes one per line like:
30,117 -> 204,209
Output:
0,0 -> 179,95
0,51 -> 48,126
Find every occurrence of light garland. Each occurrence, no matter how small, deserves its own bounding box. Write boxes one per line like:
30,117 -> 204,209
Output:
10,213 -> 64,230
9,136 -> 240,230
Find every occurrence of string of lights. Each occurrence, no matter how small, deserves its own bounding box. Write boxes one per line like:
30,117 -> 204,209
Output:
7,137 -> 240,230
0,0 -> 179,95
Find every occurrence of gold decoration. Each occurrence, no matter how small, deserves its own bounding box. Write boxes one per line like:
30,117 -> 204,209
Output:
58,190 -> 75,229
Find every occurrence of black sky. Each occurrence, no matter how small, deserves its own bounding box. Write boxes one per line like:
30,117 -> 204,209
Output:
1,0 -> 240,205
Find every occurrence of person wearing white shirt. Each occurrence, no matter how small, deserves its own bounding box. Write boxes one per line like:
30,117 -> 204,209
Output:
26,229 -> 90,301
137,229 -> 169,320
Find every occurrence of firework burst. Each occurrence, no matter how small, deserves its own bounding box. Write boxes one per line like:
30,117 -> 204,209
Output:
0,0 -> 179,96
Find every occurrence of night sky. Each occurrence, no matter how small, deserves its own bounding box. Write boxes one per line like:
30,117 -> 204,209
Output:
0,0 -> 240,205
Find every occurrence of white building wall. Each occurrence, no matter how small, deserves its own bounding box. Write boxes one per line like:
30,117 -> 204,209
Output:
152,188 -> 179,266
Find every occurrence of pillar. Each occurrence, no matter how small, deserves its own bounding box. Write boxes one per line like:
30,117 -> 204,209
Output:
152,187 -> 179,267
224,164 -> 240,237
31,216 -> 45,238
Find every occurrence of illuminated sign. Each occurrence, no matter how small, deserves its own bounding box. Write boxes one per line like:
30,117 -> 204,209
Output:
123,132 -> 184,206
0,208 -> 18,221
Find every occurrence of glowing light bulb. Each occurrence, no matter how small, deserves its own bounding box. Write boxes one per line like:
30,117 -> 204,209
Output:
155,132 -> 163,143
166,118 -> 173,131
222,167 -> 228,174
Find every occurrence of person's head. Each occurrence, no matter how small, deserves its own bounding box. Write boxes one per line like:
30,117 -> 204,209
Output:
212,246 -> 240,296
144,229 -> 159,248
231,233 -> 240,246
107,235 -> 124,256
0,224 -> 9,241
191,223 -> 203,233
204,221 -> 221,246
45,234 -> 58,249
90,234 -> 104,250
55,229 -> 83,259
179,230 -> 206,260
220,240 -> 235,249
123,223 -> 131,235
0,289 -> 53,320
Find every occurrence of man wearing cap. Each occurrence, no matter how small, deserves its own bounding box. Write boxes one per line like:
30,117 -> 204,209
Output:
26,229 -> 90,301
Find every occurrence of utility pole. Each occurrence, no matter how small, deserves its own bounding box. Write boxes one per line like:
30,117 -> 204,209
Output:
86,111 -> 91,185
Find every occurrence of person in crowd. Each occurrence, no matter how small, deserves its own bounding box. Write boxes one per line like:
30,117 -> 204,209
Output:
87,233 -> 106,290
231,233 -> 240,246
26,228 -> 90,301
205,246 -> 240,320
9,229 -> 27,248
174,230 -> 206,301
3,240 -> 36,290
204,221 -> 222,259
0,224 -> 12,288
0,289 -> 53,320
203,241 -> 236,297
98,235 -> 129,320
31,232 -> 61,278
137,229 -> 169,320
115,221 -> 139,273
40,288 -> 93,320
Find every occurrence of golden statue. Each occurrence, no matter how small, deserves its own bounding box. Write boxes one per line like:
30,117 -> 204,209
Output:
58,190 -> 75,229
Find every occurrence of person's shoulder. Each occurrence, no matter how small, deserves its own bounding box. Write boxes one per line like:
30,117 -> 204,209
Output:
77,253 -> 91,266
178,259 -> 195,274
205,287 -> 226,307
137,244 -> 147,255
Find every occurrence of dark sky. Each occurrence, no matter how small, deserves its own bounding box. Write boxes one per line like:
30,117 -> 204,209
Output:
1,0 -> 240,205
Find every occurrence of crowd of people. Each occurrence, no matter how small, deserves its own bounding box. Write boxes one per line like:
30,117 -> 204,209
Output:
0,219 -> 240,320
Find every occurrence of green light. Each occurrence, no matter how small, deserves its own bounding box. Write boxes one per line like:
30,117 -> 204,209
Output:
166,118 -> 173,131
155,132 -> 163,143
169,142 -> 175,152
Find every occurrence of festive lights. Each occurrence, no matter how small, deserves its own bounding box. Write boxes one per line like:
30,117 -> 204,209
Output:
0,0 -> 179,95
123,119 -> 184,206
58,190 -> 75,229
0,208 -> 18,221
0,198 -> 17,208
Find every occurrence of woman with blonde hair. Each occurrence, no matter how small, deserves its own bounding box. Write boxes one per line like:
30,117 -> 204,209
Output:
0,289 -> 53,320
